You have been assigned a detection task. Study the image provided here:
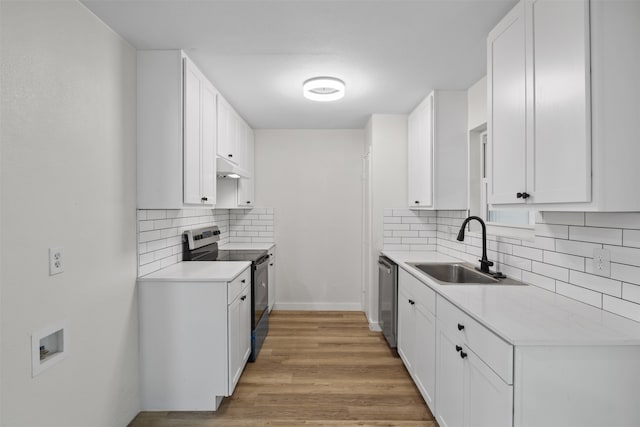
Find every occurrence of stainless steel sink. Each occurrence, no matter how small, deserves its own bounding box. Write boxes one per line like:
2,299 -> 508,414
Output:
408,262 -> 528,286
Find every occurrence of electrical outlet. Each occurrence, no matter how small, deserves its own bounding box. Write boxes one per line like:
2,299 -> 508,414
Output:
592,248 -> 610,277
49,247 -> 64,275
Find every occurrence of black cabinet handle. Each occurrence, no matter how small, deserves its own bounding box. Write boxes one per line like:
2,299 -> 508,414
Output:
241,279 -> 246,283
457,323 -> 465,331
516,192 -> 530,199
270,263 -> 274,266
455,345 -> 462,352
240,295 -> 246,301
414,200 -> 420,204
246,201 -> 251,204
228,154 -> 233,158
460,351 -> 468,359
201,197 -> 208,201
408,299 -> 415,305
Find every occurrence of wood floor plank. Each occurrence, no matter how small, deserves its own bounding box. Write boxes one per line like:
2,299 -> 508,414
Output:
128,311 -> 437,427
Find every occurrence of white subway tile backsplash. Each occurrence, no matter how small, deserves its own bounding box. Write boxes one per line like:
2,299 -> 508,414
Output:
623,283 -> 640,305
536,224 -> 569,239
569,226 -> 622,246
556,281 -> 602,308
540,212 -> 585,226
604,245 -> 640,267
586,212 -> 640,230
522,236 -> 555,251
513,246 -> 543,262
393,230 -> 420,238
623,230 -> 640,248
383,216 -> 401,224
386,224 -> 411,231
522,271 -> 556,292
555,239 -> 602,258
543,251 -> 585,272
430,208 -> 640,323
569,270 -> 622,297
136,207 -> 271,276
602,296 -> 640,322
532,261 -> 569,282
611,263 -> 640,286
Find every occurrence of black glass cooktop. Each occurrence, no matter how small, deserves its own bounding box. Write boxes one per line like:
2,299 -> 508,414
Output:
216,250 -> 268,262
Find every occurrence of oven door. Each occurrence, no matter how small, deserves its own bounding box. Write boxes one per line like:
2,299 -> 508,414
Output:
252,254 -> 269,329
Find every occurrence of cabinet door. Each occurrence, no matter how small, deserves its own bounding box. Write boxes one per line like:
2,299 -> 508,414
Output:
237,127 -> 255,207
487,1 -> 527,205
397,284 -> 415,371
183,58 -> 203,205
407,95 -> 434,208
217,97 -> 236,163
528,0 -> 591,204
413,302 -> 436,411
436,327 -> 464,427
239,289 -> 251,367
201,82 -> 217,205
267,250 -> 276,312
228,295 -> 241,395
463,348 -> 513,427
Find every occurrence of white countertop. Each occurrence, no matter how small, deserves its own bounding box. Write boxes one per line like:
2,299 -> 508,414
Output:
138,261 -> 250,282
382,250 -> 640,346
219,242 -> 275,251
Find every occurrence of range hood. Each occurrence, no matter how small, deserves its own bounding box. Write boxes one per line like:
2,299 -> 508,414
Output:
216,157 -> 250,179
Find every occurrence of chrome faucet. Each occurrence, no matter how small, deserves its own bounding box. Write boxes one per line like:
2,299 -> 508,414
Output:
456,216 -> 505,278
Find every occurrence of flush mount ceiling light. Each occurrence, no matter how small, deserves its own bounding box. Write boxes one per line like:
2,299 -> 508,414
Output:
303,77 -> 346,102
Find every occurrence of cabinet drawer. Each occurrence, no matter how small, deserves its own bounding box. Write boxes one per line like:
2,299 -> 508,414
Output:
228,268 -> 251,304
399,268 -> 436,315
437,296 -> 513,384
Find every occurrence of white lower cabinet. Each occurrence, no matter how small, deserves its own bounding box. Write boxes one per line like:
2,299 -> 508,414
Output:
228,277 -> 251,394
397,269 -> 436,411
267,247 -> 276,312
435,295 -> 513,427
138,266 -> 252,411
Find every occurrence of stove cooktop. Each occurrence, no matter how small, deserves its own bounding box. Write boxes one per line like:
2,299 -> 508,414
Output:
216,250 -> 268,263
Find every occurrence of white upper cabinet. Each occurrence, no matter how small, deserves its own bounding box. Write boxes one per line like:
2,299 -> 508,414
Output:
407,91 -> 468,210
183,57 -> 217,206
217,95 -> 248,166
137,50 -> 217,209
488,0 -> 640,211
237,127 -> 255,207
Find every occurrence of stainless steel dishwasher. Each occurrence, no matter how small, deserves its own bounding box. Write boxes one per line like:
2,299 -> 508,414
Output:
378,255 -> 398,348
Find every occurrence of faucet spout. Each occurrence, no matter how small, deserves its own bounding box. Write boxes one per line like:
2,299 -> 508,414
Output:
456,216 -> 494,275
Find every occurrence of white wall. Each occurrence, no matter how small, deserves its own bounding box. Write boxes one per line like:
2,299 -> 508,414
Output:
367,115 -> 408,325
254,129 -> 363,310
1,2 -> 139,426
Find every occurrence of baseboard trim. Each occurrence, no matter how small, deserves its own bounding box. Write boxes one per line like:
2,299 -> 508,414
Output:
273,302 -> 363,311
369,322 -> 382,332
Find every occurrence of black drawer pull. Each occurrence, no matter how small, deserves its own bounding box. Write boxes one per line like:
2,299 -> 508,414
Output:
457,323 -> 465,331
455,345 -> 462,352
241,279 -> 246,283
240,295 -> 246,301
408,299 -> 415,305
460,351 -> 468,359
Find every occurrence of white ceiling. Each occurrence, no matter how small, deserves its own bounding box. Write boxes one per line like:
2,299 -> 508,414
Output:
82,0 -> 516,129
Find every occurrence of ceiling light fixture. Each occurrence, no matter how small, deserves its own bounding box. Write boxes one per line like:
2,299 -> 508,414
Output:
303,77 -> 346,102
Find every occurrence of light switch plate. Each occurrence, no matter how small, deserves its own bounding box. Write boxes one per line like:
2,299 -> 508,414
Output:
592,248 -> 610,277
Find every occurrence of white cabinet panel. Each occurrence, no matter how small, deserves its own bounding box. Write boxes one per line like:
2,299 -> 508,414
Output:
487,1 -> 527,205
137,50 -> 217,209
464,347 -> 513,427
408,91 -> 467,210
435,327 -> 464,427
488,0 -> 593,207
237,127 -> 255,207
414,303 -> 436,410
529,0 -> 590,204
408,96 -> 433,208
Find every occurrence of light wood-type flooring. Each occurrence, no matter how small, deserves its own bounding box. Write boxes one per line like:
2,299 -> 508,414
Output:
129,311 -> 437,427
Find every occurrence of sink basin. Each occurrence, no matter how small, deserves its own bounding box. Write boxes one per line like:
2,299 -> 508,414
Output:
408,262 -> 527,286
